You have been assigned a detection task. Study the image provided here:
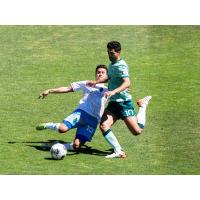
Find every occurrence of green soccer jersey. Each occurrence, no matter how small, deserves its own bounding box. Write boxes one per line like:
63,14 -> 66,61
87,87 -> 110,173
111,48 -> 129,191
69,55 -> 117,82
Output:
108,59 -> 132,102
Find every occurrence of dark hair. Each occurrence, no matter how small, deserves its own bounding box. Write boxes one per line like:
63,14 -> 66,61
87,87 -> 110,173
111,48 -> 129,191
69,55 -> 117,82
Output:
95,64 -> 108,73
107,41 -> 121,52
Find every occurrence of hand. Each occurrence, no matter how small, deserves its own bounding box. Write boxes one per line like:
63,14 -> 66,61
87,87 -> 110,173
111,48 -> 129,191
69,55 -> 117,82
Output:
86,80 -> 97,87
104,91 -> 116,99
39,90 -> 49,99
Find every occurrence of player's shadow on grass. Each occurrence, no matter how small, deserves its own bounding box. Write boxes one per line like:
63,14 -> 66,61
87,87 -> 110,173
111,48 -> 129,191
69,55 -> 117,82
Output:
8,140 -> 112,158
70,145 -> 112,157
8,139 -> 64,151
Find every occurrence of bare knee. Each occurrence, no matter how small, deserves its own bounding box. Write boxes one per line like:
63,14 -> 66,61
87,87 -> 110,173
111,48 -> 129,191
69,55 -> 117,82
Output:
99,111 -> 116,133
124,116 -> 143,136
58,123 -> 68,133
131,128 -> 143,136
99,122 -> 110,133
127,124 -> 143,136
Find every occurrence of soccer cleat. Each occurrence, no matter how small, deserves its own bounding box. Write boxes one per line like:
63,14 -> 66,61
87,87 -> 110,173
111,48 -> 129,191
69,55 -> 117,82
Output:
105,150 -> 126,158
137,96 -> 152,107
36,123 -> 47,130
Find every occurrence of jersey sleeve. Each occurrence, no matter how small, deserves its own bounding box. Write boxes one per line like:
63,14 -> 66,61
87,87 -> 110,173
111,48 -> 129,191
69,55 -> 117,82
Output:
71,81 -> 87,92
117,65 -> 129,78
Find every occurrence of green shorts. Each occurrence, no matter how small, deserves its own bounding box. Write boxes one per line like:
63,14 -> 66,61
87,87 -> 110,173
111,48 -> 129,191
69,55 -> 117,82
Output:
105,100 -> 136,120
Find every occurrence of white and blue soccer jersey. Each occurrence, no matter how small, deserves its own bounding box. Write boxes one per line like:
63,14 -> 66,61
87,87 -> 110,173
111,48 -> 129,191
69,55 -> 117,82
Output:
70,81 -> 108,122
62,81 -> 108,143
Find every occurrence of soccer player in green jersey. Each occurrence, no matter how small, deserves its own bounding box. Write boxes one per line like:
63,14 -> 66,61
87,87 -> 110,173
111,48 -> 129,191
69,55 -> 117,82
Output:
87,41 -> 152,158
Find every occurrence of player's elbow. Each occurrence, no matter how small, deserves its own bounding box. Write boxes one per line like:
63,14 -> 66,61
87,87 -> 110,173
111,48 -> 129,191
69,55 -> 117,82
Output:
126,79 -> 131,88
123,78 -> 131,88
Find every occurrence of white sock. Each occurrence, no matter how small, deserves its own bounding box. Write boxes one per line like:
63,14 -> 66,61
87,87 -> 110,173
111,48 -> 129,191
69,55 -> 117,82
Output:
63,142 -> 74,150
104,129 -> 122,152
137,105 -> 147,128
45,122 -> 61,132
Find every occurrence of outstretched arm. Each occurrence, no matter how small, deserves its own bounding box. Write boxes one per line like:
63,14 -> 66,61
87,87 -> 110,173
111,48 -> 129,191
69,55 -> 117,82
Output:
39,86 -> 73,99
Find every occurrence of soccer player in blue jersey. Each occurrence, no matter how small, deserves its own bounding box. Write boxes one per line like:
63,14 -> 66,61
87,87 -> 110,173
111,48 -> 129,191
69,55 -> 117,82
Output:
36,65 -> 108,151
87,41 -> 152,158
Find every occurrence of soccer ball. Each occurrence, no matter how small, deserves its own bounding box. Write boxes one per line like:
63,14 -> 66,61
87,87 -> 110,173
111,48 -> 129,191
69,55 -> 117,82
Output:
50,143 -> 67,160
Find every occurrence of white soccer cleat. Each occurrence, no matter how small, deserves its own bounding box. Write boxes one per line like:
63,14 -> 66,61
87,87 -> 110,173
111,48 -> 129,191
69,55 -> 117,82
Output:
105,150 -> 126,158
137,96 -> 152,107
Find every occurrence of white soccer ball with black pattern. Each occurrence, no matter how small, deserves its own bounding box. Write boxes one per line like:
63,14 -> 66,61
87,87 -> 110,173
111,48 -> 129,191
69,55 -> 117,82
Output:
50,143 -> 67,160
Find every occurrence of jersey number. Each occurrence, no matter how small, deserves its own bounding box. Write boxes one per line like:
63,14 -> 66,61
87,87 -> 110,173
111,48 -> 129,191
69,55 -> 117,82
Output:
124,109 -> 134,116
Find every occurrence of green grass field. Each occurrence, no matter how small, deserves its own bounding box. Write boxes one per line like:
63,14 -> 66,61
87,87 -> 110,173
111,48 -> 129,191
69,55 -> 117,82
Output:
0,26 -> 199,174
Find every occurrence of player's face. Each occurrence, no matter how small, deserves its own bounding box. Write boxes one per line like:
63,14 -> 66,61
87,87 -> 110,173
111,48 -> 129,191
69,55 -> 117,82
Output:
96,68 -> 107,81
107,48 -> 120,62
